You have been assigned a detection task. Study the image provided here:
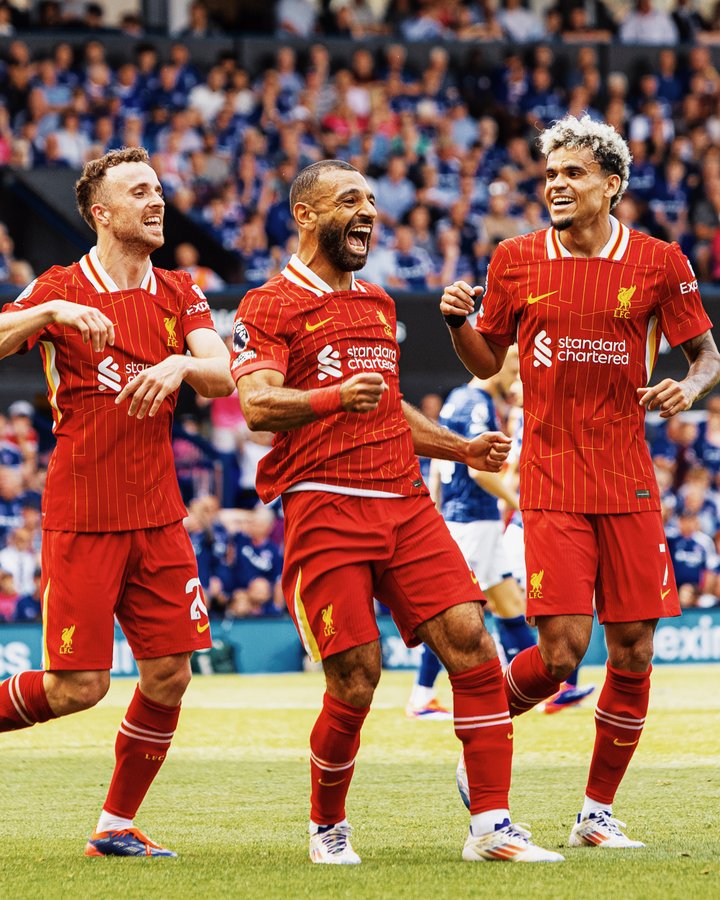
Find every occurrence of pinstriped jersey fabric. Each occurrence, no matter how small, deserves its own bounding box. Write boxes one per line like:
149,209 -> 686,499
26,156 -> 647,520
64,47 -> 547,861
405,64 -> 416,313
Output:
477,222 -> 713,513
230,260 -> 425,504
2,254 -> 215,531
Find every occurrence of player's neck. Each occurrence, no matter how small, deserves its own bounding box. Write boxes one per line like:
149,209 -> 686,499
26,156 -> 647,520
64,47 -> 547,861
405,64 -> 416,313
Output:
556,217 -> 612,259
95,241 -> 152,290
296,247 -> 354,292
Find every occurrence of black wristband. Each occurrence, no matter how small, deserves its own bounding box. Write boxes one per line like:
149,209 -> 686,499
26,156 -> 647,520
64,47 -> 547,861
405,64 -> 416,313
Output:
443,313 -> 467,329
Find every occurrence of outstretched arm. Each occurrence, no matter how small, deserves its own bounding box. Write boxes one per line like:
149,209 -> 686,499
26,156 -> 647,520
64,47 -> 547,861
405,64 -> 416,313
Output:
237,368 -> 387,432
638,330 -> 720,418
0,300 -> 115,359
402,400 -> 511,472
440,281 -> 508,378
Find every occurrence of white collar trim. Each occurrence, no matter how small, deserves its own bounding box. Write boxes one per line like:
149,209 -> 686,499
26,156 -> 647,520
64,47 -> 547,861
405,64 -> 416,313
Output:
79,246 -> 156,294
545,216 -> 629,261
281,254 -> 365,295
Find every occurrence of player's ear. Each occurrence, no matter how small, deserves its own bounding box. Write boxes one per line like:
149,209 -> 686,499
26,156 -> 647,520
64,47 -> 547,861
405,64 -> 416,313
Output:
91,203 -> 110,227
294,201 -> 317,231
605,174 -> 621,202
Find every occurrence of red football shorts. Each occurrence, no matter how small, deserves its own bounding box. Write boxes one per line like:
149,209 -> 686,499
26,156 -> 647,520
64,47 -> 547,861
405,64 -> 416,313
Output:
281,491 -> 485,661
523,509 -> 680,623
41,521 -> 211,670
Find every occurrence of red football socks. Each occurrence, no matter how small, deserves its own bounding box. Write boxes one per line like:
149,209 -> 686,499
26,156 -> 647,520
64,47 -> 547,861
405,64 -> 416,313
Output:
450,658 -> 513,814
0,671 -> 56,731
504,645 -> 562,716
310,692 -> 369,826
586,663 -> 651,806
103,686 -> 181,819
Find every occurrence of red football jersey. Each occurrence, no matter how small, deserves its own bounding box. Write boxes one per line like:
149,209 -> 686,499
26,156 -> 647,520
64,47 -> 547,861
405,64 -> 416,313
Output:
476,219 -> 713,513
230,254 -> 425,503
2,247 -> 216,531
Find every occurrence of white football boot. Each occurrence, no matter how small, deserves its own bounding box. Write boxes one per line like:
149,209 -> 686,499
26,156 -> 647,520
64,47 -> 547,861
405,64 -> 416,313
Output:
463,822 -> 565,862
309,822 -> 361,864
569,811 -> 645,848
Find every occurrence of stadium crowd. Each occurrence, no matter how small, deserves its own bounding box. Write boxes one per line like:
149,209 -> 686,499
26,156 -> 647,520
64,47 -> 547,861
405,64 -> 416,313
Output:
1,5 -> 720,622
4,6 -> 720,286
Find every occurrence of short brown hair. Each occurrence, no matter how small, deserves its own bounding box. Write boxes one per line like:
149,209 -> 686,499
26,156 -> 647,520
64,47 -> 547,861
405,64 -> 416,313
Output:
75,147 -> 150,231
289,159 -> 358,214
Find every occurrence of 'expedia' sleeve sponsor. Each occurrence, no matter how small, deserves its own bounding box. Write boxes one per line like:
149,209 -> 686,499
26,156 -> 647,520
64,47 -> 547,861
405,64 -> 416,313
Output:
0,267 -> 67,350
230,288 -> 290,381
656,242 -> 712,347
179,272 -> 216,339
474,242 -> 518,347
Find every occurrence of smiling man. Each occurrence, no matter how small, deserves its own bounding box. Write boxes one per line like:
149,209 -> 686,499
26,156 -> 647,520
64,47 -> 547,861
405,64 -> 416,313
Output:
440,115 -> 720,848
0,147 -> 234,856
231,160 -> 564,865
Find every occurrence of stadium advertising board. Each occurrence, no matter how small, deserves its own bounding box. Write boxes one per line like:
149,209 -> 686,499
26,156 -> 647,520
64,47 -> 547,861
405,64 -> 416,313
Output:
1,610 -> 719,676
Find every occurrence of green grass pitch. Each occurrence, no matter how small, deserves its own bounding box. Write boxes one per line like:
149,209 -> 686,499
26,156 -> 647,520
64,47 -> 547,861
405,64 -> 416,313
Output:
1,665 -> 718,899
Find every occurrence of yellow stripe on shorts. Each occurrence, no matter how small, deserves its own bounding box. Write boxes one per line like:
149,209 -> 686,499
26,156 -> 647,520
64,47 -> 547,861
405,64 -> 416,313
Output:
293,567 -> 321,663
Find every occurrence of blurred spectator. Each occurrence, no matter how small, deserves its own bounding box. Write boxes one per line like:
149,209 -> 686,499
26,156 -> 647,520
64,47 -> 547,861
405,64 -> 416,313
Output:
177,0 -> 220,38
234,215 -> 280,287
371,155 -> 417,228
671,0 -> 709,42
619,0 -> 679,43
0,570 -> 18,622
174,243 -> 225,292
694,394 -> 720,474
0,526 -> 37,596
498,0 -> 545,43
13,567 -> 41,622
667,510 -> 718,592
276,0 -> 318,36
387,225 -> 435,291
0,466 -> 24,548
229,507 -> 284,617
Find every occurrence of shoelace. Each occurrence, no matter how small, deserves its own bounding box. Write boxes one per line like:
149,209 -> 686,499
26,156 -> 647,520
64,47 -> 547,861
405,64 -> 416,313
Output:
319,825 -> 352,854
109,828 -> 155,850
590,811 -> 627,836
497,822 -> 532,843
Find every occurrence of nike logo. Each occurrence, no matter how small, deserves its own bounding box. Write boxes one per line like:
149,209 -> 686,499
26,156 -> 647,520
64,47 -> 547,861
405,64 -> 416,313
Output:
613,738 -> 639,747
197,622 -> 210,633
318,777 -> 345,787
507,733 -> 514,740
661,588 -> 671,600
470,571 -> 478,584
526,291 -> 558,305
306,317 -> 334,332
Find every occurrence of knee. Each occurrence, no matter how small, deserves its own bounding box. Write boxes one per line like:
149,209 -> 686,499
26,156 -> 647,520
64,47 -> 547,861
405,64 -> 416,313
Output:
608,635 -> 654,672
539,640 -> 585,683
139,657 -> 192,706
328,664 -> 380,708
53,671 -> 110,713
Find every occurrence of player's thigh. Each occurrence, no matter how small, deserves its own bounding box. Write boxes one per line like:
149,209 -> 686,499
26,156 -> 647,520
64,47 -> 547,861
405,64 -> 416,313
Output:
376,495 -> 484,647
447,519 -> 512,591
523,510 -> 597,617
281,491 -> 386,662
119,522 -> 212,660
595,511 -> 680,623
41,530 -> 131,670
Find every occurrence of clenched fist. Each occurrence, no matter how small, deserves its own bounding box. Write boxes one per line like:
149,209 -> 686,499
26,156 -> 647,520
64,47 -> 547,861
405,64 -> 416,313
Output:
465,430 -> 512,473
340,373 -> 387,413
440,281 -> 483,326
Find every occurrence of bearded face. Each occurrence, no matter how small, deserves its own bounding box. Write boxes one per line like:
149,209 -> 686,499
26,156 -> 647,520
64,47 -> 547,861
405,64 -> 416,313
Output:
316,216 -> 372,272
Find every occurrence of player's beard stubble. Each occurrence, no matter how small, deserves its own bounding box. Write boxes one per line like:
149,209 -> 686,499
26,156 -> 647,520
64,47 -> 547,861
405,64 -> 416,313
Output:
317,219 -> 370,273
110,214 -> 164,256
